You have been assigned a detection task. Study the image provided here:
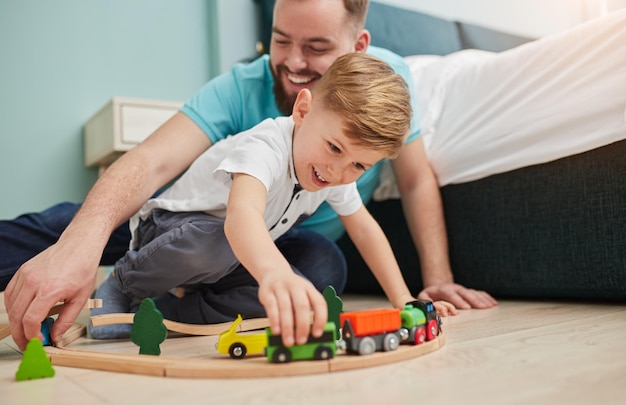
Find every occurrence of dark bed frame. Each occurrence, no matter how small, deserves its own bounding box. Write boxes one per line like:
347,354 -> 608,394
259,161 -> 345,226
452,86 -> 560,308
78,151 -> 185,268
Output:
256,0 -> 626,301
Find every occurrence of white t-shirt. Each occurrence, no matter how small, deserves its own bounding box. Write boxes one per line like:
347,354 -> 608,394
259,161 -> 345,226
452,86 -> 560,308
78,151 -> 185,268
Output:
129,117 -> 362,247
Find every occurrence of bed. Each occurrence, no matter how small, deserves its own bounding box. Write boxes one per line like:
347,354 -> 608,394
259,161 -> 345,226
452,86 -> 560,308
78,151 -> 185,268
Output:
256,1 -> 626,301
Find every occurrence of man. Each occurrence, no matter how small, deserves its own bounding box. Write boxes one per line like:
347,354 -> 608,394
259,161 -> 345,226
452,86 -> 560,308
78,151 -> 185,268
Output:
4,0 -> 494,351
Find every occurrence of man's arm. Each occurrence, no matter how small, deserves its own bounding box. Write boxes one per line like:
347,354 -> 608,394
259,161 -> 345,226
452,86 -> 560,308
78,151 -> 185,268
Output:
391,138 -> 497,310
4,112 -> 211,350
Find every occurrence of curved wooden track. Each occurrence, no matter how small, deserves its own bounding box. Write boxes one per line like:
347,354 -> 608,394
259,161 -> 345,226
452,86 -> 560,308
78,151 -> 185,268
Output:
0,323 -> 10,341
42,324 -> 445,378
0,300 -> 102,342
2,306 -> 446,379
90,313 -> 271,335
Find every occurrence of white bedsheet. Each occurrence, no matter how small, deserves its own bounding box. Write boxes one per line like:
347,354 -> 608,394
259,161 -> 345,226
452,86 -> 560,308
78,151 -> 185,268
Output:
374,8 -> 626,200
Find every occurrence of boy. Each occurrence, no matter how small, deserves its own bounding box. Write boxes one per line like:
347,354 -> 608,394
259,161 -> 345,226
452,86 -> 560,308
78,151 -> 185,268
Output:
89,53 -> 420,346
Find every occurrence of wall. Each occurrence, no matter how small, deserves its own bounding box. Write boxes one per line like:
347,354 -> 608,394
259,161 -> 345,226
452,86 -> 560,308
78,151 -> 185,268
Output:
0,0 -> 214,219
377,0 -> 626,37
214,0 -> 261,74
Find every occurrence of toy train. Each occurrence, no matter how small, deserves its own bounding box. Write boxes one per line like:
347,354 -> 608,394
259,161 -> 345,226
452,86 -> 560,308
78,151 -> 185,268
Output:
216,315 -> 338,363
217,299 -> 441,363
340,300 -> 441,355
266,322 -> 337,363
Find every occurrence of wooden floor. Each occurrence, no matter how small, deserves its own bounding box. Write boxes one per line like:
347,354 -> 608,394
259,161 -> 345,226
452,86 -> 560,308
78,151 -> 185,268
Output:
1,292 -> 625,405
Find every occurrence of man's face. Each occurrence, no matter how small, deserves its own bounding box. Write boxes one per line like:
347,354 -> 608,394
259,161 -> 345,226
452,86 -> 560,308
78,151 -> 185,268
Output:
270,0 -> 365,114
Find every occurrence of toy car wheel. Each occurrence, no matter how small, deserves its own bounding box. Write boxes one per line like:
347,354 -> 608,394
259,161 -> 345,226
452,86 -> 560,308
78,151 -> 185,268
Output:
383,333 -> 400,351
272,347 -> 292,363
358,337 -> 377,355
426,319 -> 439,341
414,326 -> 426,345
399,328 -> 410,342
314,345 -> 334,360
229,343 -> 247,359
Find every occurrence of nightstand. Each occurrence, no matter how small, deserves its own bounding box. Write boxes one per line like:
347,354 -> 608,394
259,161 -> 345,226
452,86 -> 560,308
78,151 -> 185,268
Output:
84,97 -> 183,173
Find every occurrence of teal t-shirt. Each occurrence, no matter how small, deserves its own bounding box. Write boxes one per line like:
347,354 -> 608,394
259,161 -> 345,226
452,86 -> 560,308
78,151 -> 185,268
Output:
181,46 -> 421,241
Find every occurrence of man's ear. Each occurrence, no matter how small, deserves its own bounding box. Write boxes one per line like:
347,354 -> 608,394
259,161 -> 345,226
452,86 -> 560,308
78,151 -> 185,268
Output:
292,89 -> 312,125
354,29 -> 370,53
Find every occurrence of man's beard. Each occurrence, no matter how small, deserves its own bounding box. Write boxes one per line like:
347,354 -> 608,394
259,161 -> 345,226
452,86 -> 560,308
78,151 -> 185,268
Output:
273,78 -> 297,116
271,64 -> 318,115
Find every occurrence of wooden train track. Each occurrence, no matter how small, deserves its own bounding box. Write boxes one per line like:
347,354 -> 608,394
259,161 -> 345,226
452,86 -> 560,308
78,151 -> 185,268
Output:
2,302 -> 446,379
90,313 -> 270,335
0,300 -> 103,342
44,328 -> 445,378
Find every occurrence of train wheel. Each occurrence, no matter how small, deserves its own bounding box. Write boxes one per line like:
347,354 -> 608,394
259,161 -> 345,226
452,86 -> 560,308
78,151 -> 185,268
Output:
426,319 -> 439,341
383,333 -> 400,352
399,328 -> 410,342
414,327 -> 426,345
314,345 -> 334,360
272,347 -> 292,363
228,343 -> 247,359
358,337 -> 377,355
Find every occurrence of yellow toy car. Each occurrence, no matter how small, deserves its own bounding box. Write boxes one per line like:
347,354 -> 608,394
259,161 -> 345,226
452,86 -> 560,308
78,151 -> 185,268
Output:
216,314 -> 267,359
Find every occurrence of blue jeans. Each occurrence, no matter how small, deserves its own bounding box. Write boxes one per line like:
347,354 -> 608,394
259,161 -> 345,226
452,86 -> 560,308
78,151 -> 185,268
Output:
0,202 -> 347,295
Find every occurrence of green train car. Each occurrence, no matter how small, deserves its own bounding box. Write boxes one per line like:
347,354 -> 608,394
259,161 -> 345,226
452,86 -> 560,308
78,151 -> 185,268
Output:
266,322 -> 337,363
401,300 -> 441,345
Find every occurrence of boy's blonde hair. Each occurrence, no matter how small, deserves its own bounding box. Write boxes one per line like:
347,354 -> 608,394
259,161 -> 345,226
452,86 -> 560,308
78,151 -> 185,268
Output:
312,52 -> 412,158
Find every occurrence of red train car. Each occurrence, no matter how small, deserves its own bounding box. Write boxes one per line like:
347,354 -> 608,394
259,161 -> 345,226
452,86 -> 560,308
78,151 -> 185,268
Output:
340,308 -> 403,355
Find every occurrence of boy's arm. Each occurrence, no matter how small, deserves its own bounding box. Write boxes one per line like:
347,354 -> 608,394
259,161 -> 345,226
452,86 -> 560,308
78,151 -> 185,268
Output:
5,112 -> 212,351
224,173 -> 327,346
391,138 -> 497,310
340,206 -> 415,309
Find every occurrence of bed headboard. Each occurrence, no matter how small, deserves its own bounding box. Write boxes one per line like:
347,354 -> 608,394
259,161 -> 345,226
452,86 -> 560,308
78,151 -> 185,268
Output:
253,0 -> 532,57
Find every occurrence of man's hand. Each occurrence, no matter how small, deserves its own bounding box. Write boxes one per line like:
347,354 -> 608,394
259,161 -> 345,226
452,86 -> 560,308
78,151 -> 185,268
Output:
258,272 -> 328,347
4,240 -> 99,351
418,283 -> 498,313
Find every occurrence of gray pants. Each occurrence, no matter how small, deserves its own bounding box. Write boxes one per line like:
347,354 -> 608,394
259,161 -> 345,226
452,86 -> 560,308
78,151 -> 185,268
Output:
113,209 -> 276,324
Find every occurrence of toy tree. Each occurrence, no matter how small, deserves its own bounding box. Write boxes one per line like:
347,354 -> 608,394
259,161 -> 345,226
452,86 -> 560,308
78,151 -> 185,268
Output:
15,338 -> 55,381
323,285 -> 343,337
131,298 -> 167,355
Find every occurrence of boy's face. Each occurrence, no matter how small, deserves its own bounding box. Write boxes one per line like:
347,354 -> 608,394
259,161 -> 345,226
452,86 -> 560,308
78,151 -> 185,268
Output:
270,0 -> 369,114
291,90 -> 386,192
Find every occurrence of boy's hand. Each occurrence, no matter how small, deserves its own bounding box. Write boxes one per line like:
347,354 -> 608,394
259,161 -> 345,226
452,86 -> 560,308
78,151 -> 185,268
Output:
258,272 -> 327,347
433,300 -> 458,316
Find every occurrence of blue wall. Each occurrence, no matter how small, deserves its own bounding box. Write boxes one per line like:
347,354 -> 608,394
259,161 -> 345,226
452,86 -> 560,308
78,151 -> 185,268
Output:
0,0 -> 215,218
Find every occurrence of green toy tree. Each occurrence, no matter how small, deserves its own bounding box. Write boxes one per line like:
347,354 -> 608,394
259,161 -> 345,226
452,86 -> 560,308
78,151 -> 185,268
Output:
15,338 -> 55,381
323,285 -> 343,338
131,298 -> 168,355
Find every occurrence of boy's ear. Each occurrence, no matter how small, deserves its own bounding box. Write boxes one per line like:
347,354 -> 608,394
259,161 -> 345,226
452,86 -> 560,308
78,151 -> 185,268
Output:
292,89 -> 312,125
